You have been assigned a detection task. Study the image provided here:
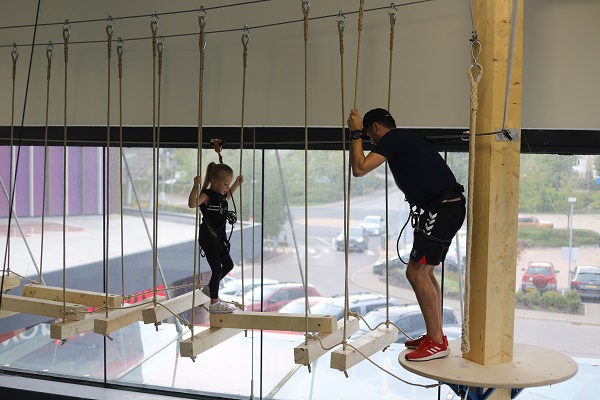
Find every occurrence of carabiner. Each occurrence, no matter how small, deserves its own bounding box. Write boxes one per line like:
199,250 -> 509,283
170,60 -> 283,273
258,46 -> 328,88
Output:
337,11 -> 345,34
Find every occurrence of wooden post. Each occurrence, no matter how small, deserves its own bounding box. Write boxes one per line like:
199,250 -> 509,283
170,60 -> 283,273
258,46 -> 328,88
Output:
464,0 -> 524,373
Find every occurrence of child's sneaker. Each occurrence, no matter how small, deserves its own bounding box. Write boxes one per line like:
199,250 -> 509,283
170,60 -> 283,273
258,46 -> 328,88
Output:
405,335 -> 426,349
209,301 -> 233,314
404,337 -> 449,361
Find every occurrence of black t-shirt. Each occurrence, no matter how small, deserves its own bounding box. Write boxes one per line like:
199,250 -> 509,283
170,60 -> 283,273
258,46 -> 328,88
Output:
371,129 -> 458,209
199,188 -> 228,239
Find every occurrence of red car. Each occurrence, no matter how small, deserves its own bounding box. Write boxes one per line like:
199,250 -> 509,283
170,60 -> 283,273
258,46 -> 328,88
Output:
521,262 -> 558,292
242,283 -> 321,312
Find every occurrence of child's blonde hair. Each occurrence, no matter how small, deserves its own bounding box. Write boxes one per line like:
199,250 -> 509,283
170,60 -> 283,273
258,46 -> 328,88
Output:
201,162 -> 234,191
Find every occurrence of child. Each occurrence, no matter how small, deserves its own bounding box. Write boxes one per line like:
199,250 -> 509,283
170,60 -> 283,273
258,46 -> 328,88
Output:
188,162 -> 243,314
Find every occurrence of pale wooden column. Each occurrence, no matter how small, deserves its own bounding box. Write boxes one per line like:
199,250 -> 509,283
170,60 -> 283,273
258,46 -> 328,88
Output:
463,0 -> 524,372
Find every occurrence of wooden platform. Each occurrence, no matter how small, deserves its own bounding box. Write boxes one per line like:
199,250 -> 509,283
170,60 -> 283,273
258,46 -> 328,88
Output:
94,297 -> 166,336
210,311 -> 337,333
398,341 -> 578,389
0,294 -> 86,321
142,289 -> 209,325
179,327 -> 244,358
0,272 -> 21,291
294,317 -> 359,366
22,284 -> 122,309
330,325 -> 399,371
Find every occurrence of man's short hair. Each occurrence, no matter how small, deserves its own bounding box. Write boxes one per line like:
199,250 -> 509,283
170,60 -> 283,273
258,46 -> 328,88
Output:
363,108 -> 396,131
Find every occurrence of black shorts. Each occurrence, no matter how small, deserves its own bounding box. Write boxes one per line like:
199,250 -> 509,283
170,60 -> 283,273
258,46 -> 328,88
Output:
409,196 -> 466,266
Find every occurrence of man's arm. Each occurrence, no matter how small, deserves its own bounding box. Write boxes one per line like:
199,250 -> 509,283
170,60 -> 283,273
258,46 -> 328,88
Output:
350,141 -> 386,177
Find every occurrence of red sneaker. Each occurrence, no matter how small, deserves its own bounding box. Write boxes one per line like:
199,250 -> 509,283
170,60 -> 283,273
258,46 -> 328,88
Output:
404,337 -> 449,361
405,335 -> 426,349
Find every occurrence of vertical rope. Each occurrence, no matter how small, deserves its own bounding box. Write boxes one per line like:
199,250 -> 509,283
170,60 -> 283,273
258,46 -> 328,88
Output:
353,0 -> 364,110
154,35 -> 164,305
336,10 -> 350,348
105,16 -> 114,313
117,38 -> 125,304
300,0 -> 310,340
150,12 -> 159,307
40,43 -> 51,280
239,26 -> 249,310
385,3 -> 398,328
191,7 -> 206,335
8,45 -> 18,275
462,36 -> 482,354
61,21 -> 70,320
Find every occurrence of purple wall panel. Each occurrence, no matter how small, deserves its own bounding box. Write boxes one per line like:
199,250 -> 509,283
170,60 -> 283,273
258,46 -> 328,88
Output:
0,147 -> 9,218
83,147 -> 99,215
33,147 -> 47,216
68,147 -> 82,215
13,147 -> 30,217
48,147 -> 65,217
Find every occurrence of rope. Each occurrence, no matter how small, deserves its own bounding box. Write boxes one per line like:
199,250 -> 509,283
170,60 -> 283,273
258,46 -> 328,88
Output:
239,26 -> 250,310
117,37 -> 125,305
104,16 -> 114,317
190,7 -> 207,336
61,21 -> 70,320
335,10 -> 351,350
462,35 -> 482,353
353,0 -> 364,110
150,12 -> 159,307
301,0 -> 310,341
39,42 -> 51,279
7,45 -> 18,275
384,3 -> 398,328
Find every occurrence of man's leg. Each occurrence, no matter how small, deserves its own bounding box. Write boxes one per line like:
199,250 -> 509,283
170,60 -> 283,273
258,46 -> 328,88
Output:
428,266 -> 443,335
406,260 -> 443,344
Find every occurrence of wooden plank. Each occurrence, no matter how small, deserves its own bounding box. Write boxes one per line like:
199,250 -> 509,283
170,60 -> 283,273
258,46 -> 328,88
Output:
179,327 -> 244,358
464,0 -> 524,370
0,294 -> 86,321
22,284 -> 122,309
330,325 -> 398,371
142,289 -> 209,325
210,312 -> 337,333
294,316 -> 360,366
50,311 -> 106,340
93,297 -> 166,336
0,272 -> 21,291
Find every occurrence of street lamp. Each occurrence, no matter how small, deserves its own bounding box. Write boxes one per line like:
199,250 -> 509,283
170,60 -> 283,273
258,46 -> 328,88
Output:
567,197 -> 576,283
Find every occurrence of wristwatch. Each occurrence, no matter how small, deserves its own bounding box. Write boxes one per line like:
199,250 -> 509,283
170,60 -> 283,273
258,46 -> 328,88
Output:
350,130 -> 363,140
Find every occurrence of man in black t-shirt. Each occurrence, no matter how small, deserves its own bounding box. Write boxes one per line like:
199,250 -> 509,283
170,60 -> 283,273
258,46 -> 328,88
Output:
348,108 -> 466,362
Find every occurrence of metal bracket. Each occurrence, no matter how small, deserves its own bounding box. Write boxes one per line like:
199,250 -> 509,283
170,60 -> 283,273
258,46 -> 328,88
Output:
446,384 -> 524,400
496,128 -> 520,142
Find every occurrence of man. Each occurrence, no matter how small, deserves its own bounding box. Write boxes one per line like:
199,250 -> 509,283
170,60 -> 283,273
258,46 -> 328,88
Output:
347,108 -> 465,361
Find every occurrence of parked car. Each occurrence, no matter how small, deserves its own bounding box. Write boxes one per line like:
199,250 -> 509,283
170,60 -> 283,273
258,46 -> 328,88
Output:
518,215 -> 553,228
219,278 -> 279,302
243,283 -> 321,312
360,215 -> 385,236
354,304 -> 460,343
277,296 -> 330,314
521,262 -> 558,292
311,293 -> 400,320
570,265 -> 600,300
335,226 -> 369,253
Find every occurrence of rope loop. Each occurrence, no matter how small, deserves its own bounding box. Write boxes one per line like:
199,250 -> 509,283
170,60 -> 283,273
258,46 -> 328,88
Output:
241,25 -> 250,48
150,11 -> 159,33
46,42 -> 53,60
157,35 -> 165,55
388,3 -> 398,26
11,43 -> 18,62
302,0 -> 310,16
198,7 -> 207,30
337,11 -> 345,34
106,15 -> 114,38
117,37 -> 124,59
62,20 -> 71,42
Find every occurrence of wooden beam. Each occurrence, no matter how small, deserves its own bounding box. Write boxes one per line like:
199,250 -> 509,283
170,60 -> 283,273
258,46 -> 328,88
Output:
0,294 -> 86,321
465,0 -> 524,370
330,325 -> 398,372
93,297 -> 165,336
294,317 -> 359,366
0,272 -> 21,291
142,289 -> 209,325
210,312 -> 337,333
179,327 -> 244,358
50,316 -> 96,340
22,284 -> 122,309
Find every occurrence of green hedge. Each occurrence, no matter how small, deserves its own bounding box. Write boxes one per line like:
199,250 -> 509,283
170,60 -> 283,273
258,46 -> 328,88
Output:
518,227 -> 600,248
515,289 -> 583,314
